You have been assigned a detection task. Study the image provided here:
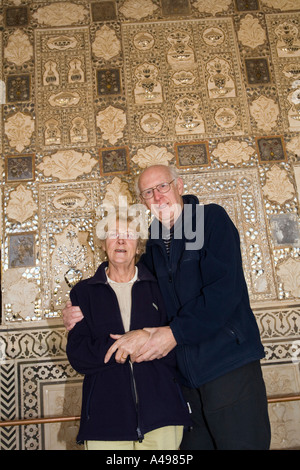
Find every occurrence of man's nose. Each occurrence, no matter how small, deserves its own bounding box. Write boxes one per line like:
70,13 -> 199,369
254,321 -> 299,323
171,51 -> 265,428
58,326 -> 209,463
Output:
153,188 -> 162,201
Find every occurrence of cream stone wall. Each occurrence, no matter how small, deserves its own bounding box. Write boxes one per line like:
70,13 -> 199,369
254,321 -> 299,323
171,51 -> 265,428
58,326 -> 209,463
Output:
0,0 -> 300,450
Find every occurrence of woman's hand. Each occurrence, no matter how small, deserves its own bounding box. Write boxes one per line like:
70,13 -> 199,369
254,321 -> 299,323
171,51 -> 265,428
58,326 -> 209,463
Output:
62,300 -> 84,331
104,327 -> 177,364
104,329 -> 150,364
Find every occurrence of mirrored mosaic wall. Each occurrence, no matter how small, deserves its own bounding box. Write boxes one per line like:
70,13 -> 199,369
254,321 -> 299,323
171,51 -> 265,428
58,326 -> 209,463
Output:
0,0 -> 300,450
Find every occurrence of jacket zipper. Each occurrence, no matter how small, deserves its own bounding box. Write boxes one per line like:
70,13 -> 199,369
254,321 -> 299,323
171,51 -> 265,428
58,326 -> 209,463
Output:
129,284 -> 144,442
129,362 -> 143,442
85,375 -> 96,420
163,243 -> 197,389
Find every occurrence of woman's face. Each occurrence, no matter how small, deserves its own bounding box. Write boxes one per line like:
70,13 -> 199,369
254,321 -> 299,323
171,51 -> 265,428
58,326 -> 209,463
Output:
103,220 -> 139,269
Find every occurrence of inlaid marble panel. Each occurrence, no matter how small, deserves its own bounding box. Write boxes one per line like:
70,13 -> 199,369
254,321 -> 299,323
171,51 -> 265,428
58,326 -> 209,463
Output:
38,181 -> 102,317
182,168 -> 277,301
43,381 -> 82,450
122,17 -> 251,143
266,12 -> 300,132
35,27 -> 96,150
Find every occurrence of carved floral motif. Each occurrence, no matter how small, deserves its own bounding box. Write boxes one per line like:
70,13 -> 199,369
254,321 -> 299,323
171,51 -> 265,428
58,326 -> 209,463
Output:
33,2 -> 88,26
51,224 -> 94,297
132,145 -> 174,168
119,0 -> 158,20
277,258 -> 300,298
193,0 -> 231,15
238,14 -> 266,49
37,150 -> 97,180
261,0 -> 300,10
263,165 -> 295,204
92,25 -> 121,60
287,136 -> 300,157
4,29 -> 33,66
102,177 -> 133,208
96,106 -> 126,144
250,95 -> 279,132
3,269 -> 39,320
212,139 -> 255,165
5,112 -> 34,152
7,185 -> 37,223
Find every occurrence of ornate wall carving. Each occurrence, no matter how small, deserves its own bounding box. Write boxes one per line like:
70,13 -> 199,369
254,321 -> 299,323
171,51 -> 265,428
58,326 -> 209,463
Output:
0,0 -> 300,450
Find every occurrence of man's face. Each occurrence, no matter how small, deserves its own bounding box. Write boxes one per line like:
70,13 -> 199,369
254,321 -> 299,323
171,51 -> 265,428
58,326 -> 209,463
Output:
138,166 -> 184,227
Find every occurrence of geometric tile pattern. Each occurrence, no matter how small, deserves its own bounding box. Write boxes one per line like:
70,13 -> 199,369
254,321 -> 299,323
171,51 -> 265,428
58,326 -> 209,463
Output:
0,363 -> 18,450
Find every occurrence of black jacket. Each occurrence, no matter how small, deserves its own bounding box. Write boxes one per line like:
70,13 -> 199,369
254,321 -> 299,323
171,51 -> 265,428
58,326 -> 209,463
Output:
66,262 -> 191,442
141,196 -> 265,388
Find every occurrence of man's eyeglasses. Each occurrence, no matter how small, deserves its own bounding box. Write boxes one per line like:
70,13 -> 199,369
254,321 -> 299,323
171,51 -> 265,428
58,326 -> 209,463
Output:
140,180 -> 175,200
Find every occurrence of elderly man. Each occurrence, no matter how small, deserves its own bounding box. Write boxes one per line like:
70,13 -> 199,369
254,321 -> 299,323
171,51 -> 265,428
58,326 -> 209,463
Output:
63,164 -> 270,450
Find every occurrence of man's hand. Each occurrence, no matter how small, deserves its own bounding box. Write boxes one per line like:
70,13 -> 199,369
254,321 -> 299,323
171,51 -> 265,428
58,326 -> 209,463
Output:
104,326 -> 177,364
104,329 -> 150,364
62,300 -> 84,331
133,326 -> 177,362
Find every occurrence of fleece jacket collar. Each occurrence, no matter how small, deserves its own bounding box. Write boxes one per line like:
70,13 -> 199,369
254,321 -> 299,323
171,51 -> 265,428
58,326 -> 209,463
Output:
86,260 -> 157,285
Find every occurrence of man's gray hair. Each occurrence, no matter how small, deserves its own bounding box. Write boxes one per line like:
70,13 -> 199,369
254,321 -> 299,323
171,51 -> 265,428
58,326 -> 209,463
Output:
134,165 -> 179,197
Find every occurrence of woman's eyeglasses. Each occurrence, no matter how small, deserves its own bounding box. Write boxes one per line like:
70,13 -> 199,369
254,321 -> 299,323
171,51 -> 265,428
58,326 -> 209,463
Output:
106,230 -> 139,240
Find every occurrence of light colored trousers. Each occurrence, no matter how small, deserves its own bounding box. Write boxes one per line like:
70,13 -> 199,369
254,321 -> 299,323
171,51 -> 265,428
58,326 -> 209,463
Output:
85,425 -> 183,450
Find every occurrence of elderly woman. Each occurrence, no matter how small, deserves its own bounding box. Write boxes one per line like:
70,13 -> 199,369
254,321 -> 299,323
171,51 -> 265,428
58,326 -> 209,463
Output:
66,210 -> 191,450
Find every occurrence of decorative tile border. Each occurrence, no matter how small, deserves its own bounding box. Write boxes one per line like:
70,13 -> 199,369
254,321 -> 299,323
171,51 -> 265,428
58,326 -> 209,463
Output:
0,303 -> 299,449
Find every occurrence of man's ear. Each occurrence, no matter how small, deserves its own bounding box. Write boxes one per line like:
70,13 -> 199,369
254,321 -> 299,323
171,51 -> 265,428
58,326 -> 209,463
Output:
177,177 -> 184,195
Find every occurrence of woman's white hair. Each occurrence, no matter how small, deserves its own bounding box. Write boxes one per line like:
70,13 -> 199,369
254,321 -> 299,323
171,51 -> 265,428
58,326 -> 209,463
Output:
96,208 -> 149,240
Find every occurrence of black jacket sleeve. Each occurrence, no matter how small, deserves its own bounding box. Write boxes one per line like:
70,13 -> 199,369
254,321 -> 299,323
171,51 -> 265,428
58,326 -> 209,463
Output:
170,204 -> 246,345
66,288 -> 116,375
